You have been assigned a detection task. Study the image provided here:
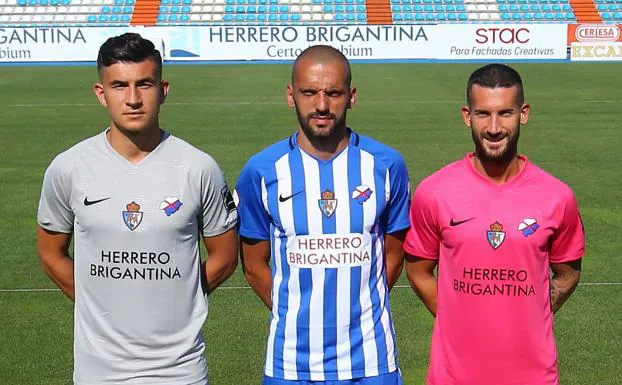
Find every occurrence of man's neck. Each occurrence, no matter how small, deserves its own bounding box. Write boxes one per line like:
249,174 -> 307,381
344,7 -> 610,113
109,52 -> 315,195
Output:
297,127 -> 350,161
471,153 -> 524,185
107,124 -> 163,164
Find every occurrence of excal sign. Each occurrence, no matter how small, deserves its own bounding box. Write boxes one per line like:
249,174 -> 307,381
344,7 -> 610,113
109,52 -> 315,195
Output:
437,24 -> 567,59
568,24 -> 622,61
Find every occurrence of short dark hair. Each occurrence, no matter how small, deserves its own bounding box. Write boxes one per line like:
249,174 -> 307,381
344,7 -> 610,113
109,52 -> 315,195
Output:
292,45 -> 352,87
96,33 -> 162,78
466,64 -> 524,106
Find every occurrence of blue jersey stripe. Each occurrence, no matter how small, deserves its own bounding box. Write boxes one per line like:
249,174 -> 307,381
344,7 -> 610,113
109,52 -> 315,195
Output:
346,147 -> 365,375
289,150 -> 312,377
368,167 -> 389,371
266,162 -> 288,379
319,161 -> 338,375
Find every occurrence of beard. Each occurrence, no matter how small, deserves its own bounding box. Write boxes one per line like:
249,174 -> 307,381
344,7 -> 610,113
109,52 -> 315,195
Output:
472,126 -> 520,165
294,103 -> 347,141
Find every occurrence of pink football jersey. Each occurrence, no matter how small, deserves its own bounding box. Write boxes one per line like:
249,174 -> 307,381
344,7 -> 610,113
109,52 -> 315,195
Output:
404,153 -> 585,385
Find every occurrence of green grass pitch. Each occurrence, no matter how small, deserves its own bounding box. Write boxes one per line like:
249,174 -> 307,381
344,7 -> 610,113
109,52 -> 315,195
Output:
0,63 -> 620,384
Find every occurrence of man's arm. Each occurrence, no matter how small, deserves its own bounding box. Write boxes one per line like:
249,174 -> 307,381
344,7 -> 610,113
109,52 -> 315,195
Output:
405,254 -> 438,316
202,227 -> 239,295
385,229 -> 407,290
36,227 -> 74,301
240,237 -> 272,309
550,258 -> 582,313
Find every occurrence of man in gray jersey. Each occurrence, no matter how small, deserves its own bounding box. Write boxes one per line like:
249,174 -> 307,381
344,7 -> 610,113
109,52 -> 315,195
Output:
36,33 -> 238,384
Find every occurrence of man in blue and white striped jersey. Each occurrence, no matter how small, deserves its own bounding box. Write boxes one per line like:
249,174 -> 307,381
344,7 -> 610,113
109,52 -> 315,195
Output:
235,45 -> 410,385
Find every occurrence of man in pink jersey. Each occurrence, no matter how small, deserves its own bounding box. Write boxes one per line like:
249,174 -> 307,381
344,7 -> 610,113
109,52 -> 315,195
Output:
404,64 -> 584,385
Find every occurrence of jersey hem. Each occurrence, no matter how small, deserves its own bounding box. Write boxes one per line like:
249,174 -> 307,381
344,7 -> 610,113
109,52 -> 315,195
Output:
403,245 -> 438,260
38,221 -> 73,234
265,365 -> 397,381
202,221 -> 237,238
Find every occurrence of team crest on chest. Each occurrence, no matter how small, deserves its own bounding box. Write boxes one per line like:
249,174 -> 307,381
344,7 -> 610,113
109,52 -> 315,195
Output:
487,221 -> 506,249
318,189 -> 338,218
122,201 -> 143,231
518,218 -> 540,237
160,196 -> 183,216
352,185 -> 373,204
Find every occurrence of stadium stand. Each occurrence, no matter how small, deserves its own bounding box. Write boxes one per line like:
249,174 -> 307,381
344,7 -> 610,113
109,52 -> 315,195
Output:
1,0 -> 621,25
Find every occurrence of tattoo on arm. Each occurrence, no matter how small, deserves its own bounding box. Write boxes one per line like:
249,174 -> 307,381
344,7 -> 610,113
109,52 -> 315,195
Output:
550,282 -> 571,313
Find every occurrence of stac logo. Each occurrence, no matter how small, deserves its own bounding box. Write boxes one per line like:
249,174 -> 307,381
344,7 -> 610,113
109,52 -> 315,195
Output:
575,24 -> 620,42
475,27 -> 530,44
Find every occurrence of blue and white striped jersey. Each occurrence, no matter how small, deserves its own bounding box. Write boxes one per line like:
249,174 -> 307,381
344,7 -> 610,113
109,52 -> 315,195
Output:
235,130 -> 410,381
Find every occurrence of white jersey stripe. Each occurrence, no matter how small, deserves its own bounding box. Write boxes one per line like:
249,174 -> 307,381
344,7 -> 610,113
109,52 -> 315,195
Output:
264,177 -> 277,378
301,153 -> 326,381
359,151 -> 379,377
333,151 -> 353,379
380,170 -> 397,372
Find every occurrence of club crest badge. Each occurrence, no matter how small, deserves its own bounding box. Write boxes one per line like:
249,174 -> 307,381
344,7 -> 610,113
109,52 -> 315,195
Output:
487,221 -> 506,249
352,185 -> 373,204
518,218 -> 540,237
318,189 -> 338,218
160,196 -> 183,216
122,201 -> 143,231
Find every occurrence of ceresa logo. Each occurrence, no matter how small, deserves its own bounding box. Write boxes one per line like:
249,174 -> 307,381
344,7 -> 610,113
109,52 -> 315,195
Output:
475,27 -> 530,44
575,25 -> 620,42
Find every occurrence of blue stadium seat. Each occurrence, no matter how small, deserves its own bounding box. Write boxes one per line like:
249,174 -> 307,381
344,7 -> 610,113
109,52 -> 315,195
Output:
356,0 -> 365,3
115,0 -> 123,4
394,13 -> 403,21
258,4 -> 266,11
224,5 -> 234,12
552,4 -> 561,10
402,12 -> 412,20
414,4 -> 423,10
235,5 -> 245,12
602,12 -> 612,18
236,0 -> 245,4
168,14 -> 178,21
121,14 -> 130,21
510,4 -> 518,11
225,0 -> 234,4
180,14 -> 190,21
101,5 -> 110,12
529,4 -> 539,10
336,4 -> 344,11
181,5 -> 190,12
236,14 -> 245,20
458,12 -> 467,19
268,13 -> 277,21
335,13 -> 345,20
446,4 -> 455,11
544,12 -> 553,19
113,5 -> 122,12
224,14 -> 234,21
346,4 -> 355,11
182,0 -> 191,4
541,4 -> 550,11
170,5 -> 180,12
501,12 -> 510,19
357,5 -> 365,11
415,13 -> 424,20
268,4 -> 277,11
448,12 -> 457,19
324,4 -> 333,11
391,4 -> 400,10
346,13 -> 355,20
357,13 -> 366,20
425,12 -> 434,20
615,11 -> 622,18
562,4 -> 572,10
534,12 -> 543,18
424,4 -> 433,11
247,13 -> 257,21
436,12 -> 446,19
123,6 -> 131,12
554,12 -> 564,19
597,4 -> 607,10
247,5 -> 256,12
110,14 -> 119,22
98,14 -> 109,22
434,4 -> 444,11
499,4 -> 507,10
512,12 -> 521,19
456,5 -> 465,11
248,0 -> 257,4
269,0 -> 277,4
520,4 -> 528,11
87,15 -> 97,22
39,0 -> 49,5
159,5 -> 168,12
258,13 -> 266,20
609,4 -> 619,10
292,13 -> 301,20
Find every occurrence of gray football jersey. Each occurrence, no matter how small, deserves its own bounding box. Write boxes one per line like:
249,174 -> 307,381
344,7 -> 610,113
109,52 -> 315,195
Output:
37,130 -> 238,385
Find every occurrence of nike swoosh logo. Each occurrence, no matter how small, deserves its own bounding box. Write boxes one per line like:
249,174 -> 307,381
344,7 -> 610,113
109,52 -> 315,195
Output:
279,191 -> 303,203
84,197 -> 111,206
450,217 -> 476,226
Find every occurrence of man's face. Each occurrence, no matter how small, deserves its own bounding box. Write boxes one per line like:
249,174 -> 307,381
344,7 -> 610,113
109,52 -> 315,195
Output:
462,84 -> 529,163
287,59 -> 356,140
93,59 -> 169,134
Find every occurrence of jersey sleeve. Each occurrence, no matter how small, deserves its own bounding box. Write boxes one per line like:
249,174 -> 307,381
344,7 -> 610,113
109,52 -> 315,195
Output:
549,188 -> 585,263
37,154 -> 74,233
403,181 -> 440,260
235,162 -> 271,240
200,159 -> 238,237
383,155 -> 411,234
